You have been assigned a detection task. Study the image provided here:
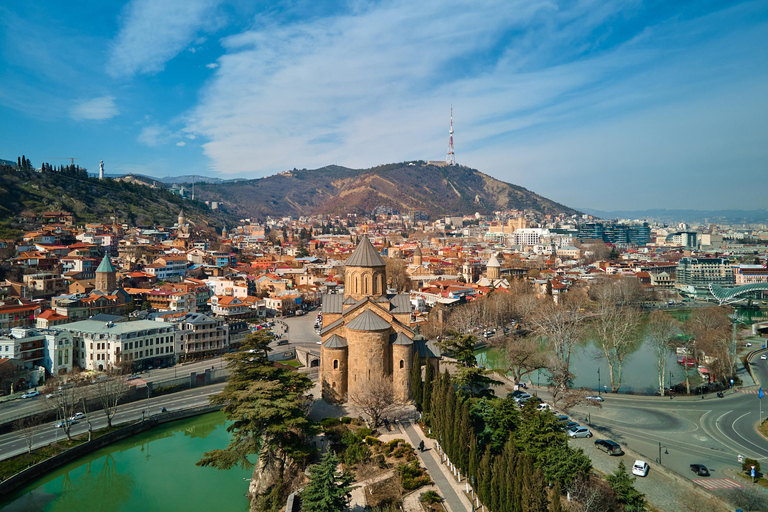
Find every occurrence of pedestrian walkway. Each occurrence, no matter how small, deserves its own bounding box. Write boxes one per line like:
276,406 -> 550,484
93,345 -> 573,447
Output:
739,388 -> 762,394
401,420 -> 470,512
693,478 -> 743,490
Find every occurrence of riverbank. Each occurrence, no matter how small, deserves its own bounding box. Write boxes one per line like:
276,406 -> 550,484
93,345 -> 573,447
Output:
0,403 -> 222,499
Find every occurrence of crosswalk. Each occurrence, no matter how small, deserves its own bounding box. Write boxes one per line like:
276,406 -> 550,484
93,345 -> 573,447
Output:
739,388 -> 760,395
693,478 -> 742,490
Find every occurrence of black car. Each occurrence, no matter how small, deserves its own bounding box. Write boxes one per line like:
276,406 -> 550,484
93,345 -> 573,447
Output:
716,391 -> 724,398
690,464 -> 710,476
594,439 -> 624,456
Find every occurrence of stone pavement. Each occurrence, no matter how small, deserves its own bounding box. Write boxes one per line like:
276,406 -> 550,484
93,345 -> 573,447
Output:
401,419 -> 472,512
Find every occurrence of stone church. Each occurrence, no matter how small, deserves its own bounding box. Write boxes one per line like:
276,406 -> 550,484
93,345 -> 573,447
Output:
319,236 -> 440,404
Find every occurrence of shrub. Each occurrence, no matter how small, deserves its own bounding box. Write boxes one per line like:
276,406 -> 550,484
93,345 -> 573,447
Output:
340,416 -> 352,424
321,417 -> 341,429
742,458 -> 761,474
342,442 -> 371,466
421,490 -> 442,505
357,427 -> 374,439
365,436 -> 382,446
398,461 -> 431,491
341,429 -> 361,447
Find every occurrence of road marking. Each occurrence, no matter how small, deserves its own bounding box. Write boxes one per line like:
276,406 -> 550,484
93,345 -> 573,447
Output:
693,478 -> 742,490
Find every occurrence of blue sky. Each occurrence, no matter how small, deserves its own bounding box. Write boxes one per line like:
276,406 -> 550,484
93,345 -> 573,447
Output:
1,0 -> 766,211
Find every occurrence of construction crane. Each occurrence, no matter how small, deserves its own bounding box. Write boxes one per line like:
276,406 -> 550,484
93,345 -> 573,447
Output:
45,157 -> 81,165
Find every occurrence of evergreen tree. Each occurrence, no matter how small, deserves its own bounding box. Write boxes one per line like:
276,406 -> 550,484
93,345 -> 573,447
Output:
489,456 -> 502,512
410,356 -> 422,409
478,448 -> 493,505
468,433 -> 479,490
607,461 -> 645,512
17,156 -> 21,168
422,360 -> 434,417
458,401 -> 471,471
301,451 -> 353,512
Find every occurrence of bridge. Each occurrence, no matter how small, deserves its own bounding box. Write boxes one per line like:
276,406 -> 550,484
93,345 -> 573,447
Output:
709,283 -> 768,305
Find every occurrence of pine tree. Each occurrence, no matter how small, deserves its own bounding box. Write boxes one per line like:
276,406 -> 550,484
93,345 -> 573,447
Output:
607,461 -> 645,512
410,355 -> 423,409
301,451 -> 353,512
423,360 -> 434,418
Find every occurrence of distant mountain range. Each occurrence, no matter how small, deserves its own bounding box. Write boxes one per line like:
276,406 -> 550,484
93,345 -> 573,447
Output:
190,162 -> 580,219
582,208 -> 768,225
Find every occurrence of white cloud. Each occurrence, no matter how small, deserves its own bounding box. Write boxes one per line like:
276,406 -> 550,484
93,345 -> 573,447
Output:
107,0 -> 223,77
176,141 -> 187,146
184,0 -> 768,208
205,62 -> 219,69
186,134 -> 197,139
70,96 -> 119,121
137,124 -> 172,147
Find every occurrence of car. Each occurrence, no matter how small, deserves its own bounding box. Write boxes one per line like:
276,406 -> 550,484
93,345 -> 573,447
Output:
70,412 -> 85,421
632,460 -> 649,477
745,342 -> 752,347
690,464 -> 710,476
594,439 -> 624,456
565,421 -> 580,430
585,395 -> 604,402
761,354 -> 767,360
56,419 -> 77,428
510,390 -> 527,398
516,382 -> 528,389
536,403 -> 552,411
126,374 -> 140,381
555,415 -> 569,422
513,393 -> 532,403
716,391 -> 725,398
568,427 -> 592,438
21,391 -> 40,399
276,339 -> 289,346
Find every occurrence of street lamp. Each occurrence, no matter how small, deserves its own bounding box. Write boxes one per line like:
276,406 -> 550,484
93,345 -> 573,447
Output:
598,368 -> 601,396
658,442 -> 668,465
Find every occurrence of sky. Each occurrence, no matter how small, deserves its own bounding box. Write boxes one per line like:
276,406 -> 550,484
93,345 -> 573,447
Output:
0,0 -> 766,211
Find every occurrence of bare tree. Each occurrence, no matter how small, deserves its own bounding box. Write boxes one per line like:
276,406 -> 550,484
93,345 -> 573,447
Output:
385,257 -> 410,292
14,414 -> 43,454
567,475 -> 618,512
686,307 -> 735,386
646,311 -> 680,396
591,283 -> 643,392
44,384 -> 85,441
349,376 -> 407,428
94,374 -> 130,428
499,335 -> 549,384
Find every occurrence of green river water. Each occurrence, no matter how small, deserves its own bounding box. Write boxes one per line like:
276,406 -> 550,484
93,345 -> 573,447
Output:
0,412 -> 252,512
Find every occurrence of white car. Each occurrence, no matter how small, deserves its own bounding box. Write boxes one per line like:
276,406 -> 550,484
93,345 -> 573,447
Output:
761,354 -> 767,360
632,460 -> 649,477
568,426 -> 593,438
536,403 -> 551,411
70,412 -> 86,421
585,395 -> 604,402
21,391 -> 40,399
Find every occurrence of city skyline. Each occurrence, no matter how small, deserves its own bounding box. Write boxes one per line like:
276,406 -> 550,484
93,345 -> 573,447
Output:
0,0 -> 766,211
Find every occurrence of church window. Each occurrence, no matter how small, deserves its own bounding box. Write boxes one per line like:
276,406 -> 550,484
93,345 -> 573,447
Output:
333,359 -> 339,370
332,382 -> 336,389
355,275 -> 360,294
399,359 -> 404,369
368,369 -> 371,380
364,276 -> 369,295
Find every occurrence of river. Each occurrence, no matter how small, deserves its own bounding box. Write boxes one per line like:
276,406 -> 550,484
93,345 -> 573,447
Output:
0,412 -> 252,512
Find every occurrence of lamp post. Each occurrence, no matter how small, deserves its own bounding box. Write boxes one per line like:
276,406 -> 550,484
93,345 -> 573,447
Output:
598,368 -> 601,396
658,442 -> 668,465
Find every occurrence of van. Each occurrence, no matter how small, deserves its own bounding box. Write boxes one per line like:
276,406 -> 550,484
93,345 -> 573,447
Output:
276,339 -> 289,346
594,439 -> 624,456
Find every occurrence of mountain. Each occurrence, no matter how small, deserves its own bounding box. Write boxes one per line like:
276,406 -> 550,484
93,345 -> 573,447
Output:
195,162 -> 579,219
0,166 -> 234,237
581,208 -> 768,225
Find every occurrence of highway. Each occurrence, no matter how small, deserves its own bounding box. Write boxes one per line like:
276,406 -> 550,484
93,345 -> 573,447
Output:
0,382 -> 225,462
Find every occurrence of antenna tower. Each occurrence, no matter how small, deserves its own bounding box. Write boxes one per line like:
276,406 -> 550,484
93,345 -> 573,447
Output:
446,105 -> 455,165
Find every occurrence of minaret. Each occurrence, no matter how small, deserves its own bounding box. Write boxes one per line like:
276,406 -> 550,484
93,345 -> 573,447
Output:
446,106 -> 455,165
99,160 -> 105,180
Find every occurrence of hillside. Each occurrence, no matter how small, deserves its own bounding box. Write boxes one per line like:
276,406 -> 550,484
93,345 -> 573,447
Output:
195,162 -> 579,219
0,166 -> 234,237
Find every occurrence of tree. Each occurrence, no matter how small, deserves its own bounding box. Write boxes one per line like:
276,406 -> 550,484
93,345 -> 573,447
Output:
646,311 -> 679,395
422,360 -> 434,415
14,414 -> 43,454
45,383 -> 85,442
301,451 -> 353,512
606,461 -> 645,512
198,329 -> 314,475
349,376 -> 407,427
410,356 -> 423,409
94,374 -> 129,428
385,257 -> 410,292
591,289 -> 643,392
500,335 -> 548,384
685,307 -> 734,385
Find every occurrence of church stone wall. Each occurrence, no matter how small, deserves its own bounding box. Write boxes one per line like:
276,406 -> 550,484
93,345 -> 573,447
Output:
320,345 -> 348,403
392,344 -> 413,402
346,328 -> 391,399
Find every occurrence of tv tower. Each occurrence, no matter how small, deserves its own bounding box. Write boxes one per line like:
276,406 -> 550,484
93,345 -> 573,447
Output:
446,106 -> 455,165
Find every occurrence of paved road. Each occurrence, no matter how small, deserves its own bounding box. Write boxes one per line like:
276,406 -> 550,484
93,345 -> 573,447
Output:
0,382 -> 225,462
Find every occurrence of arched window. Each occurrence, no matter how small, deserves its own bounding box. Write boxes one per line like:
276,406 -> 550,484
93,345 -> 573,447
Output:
399,359 -> 404,369
355,275 -> 360,294
364,275 -> 369,295
332,382 -> 336,389
368,369 -> 371,380
333,359 -> 339,370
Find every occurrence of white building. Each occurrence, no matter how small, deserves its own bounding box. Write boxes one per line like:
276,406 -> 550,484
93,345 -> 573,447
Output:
0,327 -> 72,376
513,228 -> 549,246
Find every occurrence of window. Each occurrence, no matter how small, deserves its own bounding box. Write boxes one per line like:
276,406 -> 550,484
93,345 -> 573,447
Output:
333,359 -> 339,370
399,359 -> 404,369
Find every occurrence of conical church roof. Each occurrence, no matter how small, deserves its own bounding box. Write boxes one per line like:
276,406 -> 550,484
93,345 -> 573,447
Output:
95,254 -> 116,273
346,310 -> 391,331
487,254 -> 501,268
346,236 -> 386,267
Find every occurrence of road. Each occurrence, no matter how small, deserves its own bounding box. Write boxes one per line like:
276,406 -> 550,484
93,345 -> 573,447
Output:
0,382 -> 225,462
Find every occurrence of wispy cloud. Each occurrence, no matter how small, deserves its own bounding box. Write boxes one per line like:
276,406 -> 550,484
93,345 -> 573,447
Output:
176,141 -> 187,147
137,124 -> 173,146
70,96 -> 119,121
205,62 -> 219,69
107,0 -> 223,77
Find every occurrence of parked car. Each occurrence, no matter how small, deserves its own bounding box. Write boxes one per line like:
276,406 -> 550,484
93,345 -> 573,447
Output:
555,415 -> 569,423
568,427 -> 592,438
585,395 -> 604,402
690,464 -> 710,476
536,403 -> 552,411
276,339 -> 289,346
564,421 -> 580,430
716,391 -> 725,398
510,390 -> 527,398
126,374 -> 140,381
745,342 -> 752,347
594,439 -> 624,456
21,391 -> 39,399
761,354 -> 767,360
70,412 -> 86,421
513,393 -> 532,403
632,460 -> 649,477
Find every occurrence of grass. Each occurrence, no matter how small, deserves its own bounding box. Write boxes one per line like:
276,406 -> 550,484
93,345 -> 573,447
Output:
759,418 -> 768,440
0,437 -> 85,480
735,472 -> 768,489
282,359 -> 304,368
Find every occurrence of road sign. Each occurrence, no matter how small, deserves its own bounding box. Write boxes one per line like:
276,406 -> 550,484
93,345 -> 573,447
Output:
760,387 -> 764,399
751,467 -> 755,478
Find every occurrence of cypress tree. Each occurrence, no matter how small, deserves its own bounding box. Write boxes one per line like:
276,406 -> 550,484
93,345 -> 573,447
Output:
410,355 -> 422,409
445,387 -> 457,459
21,155 -> 26,169
17,156 -> 21,168
490,455 -> 502,512
423,360 -> 434,417
478,448 -> 492,505
458,401 -> 471,472
468,432 -> 479,490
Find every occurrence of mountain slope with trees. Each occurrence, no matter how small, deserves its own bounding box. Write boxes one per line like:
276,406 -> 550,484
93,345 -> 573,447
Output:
194,162 -> 579,219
